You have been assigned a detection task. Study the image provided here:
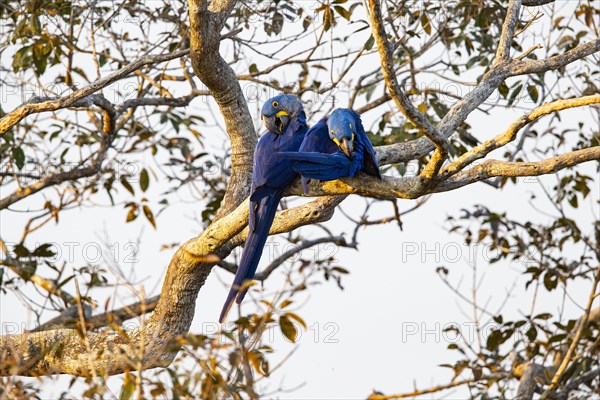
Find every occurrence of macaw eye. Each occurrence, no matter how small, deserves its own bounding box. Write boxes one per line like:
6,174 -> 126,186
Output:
349,123 -> 352,129
272,101 -> 279,108
330,129 -> 335,134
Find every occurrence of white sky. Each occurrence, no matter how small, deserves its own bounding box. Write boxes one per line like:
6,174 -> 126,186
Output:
1,1 -> 599,398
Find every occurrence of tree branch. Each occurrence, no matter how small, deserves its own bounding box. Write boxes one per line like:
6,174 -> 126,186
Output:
435,147 -> 600,193
0,260 -> 76,307
0,192 -> 345,376
376,38 -> 599,168
367,0 -> 448,178
188,0 -> 256,218
285,145 -> 600,200
440,94 -> 600,178
31,295 -> 161,332
494,0 -> 522,62
522,0 -> 555,6
541,264 -> 600,399
255,235 -> 351,281
510,39 -> 600,76
515,362 -> 548,400
368,374 -> 506,399
0,50 -> 190,136
0,135 -> 111,210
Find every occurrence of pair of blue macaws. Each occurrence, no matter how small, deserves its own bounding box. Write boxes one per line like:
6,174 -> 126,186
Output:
219,94 -> 381,322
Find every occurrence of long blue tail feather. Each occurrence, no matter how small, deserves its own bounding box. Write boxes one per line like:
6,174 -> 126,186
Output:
219,191 -> 282,323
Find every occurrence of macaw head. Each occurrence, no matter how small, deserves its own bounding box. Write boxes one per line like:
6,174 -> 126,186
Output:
261,94 -> 303,135
327,108 -> 359,158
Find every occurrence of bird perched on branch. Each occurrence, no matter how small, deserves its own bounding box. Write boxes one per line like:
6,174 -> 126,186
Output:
279,108 -> 381,193
219,94 -> 307,323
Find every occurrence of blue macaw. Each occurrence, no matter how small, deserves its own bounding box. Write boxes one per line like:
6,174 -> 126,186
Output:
219,94 -> 307,323
279,108 -> 381,192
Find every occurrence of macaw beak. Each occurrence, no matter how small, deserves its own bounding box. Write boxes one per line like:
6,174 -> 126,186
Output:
340,138 -> 354,158
262,111 -> 290,134
275,110 -> 290,132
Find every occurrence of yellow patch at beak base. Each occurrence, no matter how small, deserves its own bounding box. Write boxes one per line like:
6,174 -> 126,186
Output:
276,110 -> 289,118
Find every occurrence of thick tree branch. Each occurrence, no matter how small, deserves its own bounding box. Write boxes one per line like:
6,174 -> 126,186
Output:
0,193 -> 344,376
188,0 -> 256,218
288,145 -> 600,199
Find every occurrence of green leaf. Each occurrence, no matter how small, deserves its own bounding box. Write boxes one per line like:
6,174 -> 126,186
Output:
120,176 -> 135,195
126,207 -> 138,223
420,13 -> 432,34
139,168 -> 149,192
14,243 -> 30,257
323,6 -> 334,31
279,299 -> 293,309
249,63 -> 258,74
365,35 -> 374,51
120,379 -> 135,400
302,16 -> 312,31
486,329 -> 502,350
143,205 -> 156,228
526,324 -> 537,341
285,312 -> 307,329
527,85 -> 539,103
30,15 -> 41,35
568,194 -> 578,208
279,315 -> 297,342
332,266 -> 349,274
466,56 -> 481,69
13,147 -> 25,169
12,46 -> 32,72
498,83 -> 509,98
272,12 -> 284,35
32,243 -> 55,258
508,84 -> 523,107
543,271 -> 558,290
334,5 -> 351,21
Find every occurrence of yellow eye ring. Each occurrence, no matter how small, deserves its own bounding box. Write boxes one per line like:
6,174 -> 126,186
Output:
272,101 -> 279,108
